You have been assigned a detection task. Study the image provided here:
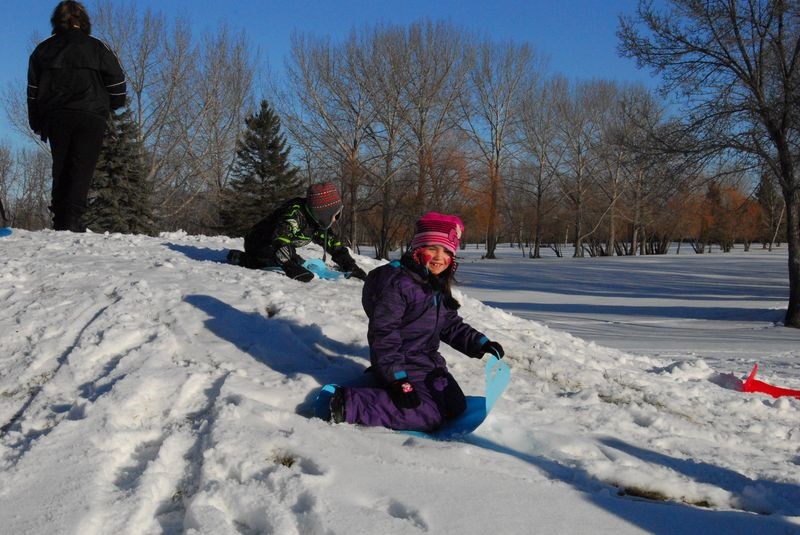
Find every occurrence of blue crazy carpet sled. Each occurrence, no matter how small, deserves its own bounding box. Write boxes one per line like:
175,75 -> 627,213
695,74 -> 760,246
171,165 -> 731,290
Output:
314,355 -> 511,440
302,258 -> 349,280
406,355 -> 510,440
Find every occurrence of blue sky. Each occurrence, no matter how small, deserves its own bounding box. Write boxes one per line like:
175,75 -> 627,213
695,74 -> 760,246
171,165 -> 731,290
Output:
2,0 -> 659,145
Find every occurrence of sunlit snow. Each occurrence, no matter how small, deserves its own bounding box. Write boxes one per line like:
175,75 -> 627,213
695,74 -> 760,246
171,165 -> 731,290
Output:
1,229 -> 798,534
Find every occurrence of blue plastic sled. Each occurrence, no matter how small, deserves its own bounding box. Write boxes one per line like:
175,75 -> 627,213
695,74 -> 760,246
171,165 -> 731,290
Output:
314,355 -> 511,440
0,228 -> 11,238
406,355 -> 510,440
258,258 -> 347,280
303,258 -> 349,280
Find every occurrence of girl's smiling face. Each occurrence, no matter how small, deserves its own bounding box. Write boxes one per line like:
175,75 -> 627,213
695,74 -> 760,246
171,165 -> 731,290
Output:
417,245 -> 453,275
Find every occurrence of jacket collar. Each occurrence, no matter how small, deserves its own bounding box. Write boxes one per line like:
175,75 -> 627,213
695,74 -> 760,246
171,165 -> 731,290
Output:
400,251 -> 429,282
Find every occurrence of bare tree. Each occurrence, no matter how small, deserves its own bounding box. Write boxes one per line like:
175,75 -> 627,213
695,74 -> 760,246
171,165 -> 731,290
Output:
2,28 -> 49,150
461,38 -> 538,258
592,83 -> 632,256
610,87 -> 663,255
517,77 -> 566,258
2,87 -> 48,150
0,145 -> 13,226
620,0 -> 800,326
612,93 -> 702,256
177,27 -> 255,230
397,21 -> 472,215
357,25 -> 415,258
556,80 -> 612,257
94,1 -> 255,232
755,169 -> 785,251
281,31 -> 378,246
7,149 -> 51,230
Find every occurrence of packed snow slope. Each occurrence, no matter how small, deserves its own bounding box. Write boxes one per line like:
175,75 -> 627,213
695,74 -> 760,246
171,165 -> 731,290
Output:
0,230 -> 798,534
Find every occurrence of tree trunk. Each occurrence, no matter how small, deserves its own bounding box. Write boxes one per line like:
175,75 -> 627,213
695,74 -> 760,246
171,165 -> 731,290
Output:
485,160 -> 500,259
532,189 -> 543,259
572,190 -> 583,258
416,144 -> 429,213
784,188 -> 800,327
377,179 -> 392,259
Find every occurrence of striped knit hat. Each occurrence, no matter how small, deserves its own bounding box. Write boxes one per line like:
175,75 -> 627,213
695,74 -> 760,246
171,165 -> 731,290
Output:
306,183 -> 343,228
411,212 -> 464,255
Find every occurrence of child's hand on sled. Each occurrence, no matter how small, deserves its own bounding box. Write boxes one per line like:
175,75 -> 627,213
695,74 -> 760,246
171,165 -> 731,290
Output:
482,340 -> 504,359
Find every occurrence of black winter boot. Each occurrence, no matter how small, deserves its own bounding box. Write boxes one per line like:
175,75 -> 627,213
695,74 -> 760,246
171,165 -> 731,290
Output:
227,249 -> 244,265
282,261 -> 315,282
330,387 -> 346,423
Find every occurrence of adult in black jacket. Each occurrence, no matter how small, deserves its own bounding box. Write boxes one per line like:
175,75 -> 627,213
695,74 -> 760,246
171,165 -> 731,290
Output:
27,1 -> 126,232
227,183 -> 367,282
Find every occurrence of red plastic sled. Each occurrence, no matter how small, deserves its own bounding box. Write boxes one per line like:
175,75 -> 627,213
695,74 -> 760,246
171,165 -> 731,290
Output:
742,364 -> 800,399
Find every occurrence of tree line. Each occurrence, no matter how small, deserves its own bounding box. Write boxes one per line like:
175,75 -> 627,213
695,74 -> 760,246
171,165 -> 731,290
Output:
1,1 -> 798,326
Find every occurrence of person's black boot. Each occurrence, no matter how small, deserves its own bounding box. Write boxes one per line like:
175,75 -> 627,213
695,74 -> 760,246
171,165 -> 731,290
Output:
330,387 -> 346,424
227,249 -> 244,265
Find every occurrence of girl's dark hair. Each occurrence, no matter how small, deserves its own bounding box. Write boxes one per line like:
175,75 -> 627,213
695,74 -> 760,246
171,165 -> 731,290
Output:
51,1 -> 91,35
437,265 -> 461,310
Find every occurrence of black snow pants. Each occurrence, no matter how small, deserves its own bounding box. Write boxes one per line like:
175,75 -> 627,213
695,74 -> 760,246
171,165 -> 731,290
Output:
47,110 -> 107,232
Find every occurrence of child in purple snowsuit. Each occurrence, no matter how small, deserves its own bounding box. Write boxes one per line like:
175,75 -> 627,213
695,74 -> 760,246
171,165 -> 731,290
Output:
329,212 -> 504,432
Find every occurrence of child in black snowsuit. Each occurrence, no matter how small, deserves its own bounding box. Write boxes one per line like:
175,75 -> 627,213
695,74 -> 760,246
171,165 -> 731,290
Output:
227,183 -> 367,282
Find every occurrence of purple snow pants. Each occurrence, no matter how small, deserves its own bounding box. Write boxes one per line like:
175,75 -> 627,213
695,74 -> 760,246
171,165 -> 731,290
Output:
344,368 -> 467,431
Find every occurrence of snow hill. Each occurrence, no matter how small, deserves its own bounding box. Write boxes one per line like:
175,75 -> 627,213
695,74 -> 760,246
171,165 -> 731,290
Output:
0,230 -> 798,534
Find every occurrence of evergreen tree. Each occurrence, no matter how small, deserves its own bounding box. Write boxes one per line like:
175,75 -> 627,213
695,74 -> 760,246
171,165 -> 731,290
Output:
85,107 -> 153,234
219,100 -> 301,237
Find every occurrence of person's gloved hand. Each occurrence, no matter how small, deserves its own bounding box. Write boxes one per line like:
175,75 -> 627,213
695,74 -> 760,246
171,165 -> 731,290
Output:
482,340 -> 504,359
347,266 -> 368,281
282,262 -> 314,282
388,378 -> 421,409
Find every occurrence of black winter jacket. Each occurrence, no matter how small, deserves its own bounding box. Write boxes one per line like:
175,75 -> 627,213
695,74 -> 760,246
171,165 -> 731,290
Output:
27,29 -> 126,141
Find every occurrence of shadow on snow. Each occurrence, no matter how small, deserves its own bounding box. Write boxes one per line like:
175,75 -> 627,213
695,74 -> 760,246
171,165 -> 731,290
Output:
458,255 -> 788,304
164,243 -> 230,263
183,294 -> 372,415
465,434 -> 799,534
481,301 -> 785,323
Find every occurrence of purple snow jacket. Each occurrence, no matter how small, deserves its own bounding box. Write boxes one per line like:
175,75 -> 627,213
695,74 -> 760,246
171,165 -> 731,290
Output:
361,255 -> 488,385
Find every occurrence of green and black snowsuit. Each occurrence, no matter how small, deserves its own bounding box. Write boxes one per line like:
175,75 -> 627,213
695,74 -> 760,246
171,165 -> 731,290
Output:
240,197 -> 362,281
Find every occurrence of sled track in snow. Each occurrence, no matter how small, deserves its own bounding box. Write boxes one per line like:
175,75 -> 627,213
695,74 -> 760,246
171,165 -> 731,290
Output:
0,301 -> 116,442
152,371 -> 230,531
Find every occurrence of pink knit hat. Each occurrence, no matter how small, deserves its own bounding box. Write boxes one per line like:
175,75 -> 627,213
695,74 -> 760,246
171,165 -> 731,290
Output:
410,212 -> 464,255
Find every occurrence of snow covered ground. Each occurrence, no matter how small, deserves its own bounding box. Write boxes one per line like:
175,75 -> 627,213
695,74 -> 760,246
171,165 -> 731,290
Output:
455,243 -> 799,363
0,229 -> 798,534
